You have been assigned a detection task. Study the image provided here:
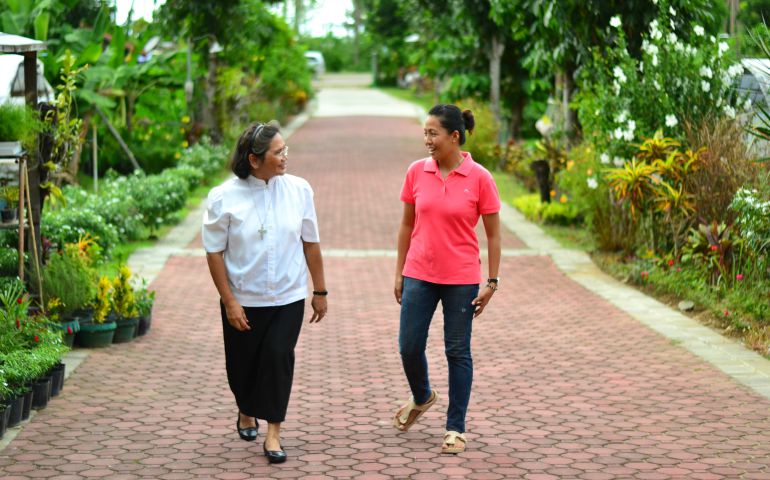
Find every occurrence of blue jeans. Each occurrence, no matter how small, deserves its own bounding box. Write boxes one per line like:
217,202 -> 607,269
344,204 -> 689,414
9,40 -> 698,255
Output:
399,276 -> 478,433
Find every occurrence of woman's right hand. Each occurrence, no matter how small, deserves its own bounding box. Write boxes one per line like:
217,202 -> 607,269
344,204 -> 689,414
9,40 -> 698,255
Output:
394,276 -> 404,304
224,299 -> 250,331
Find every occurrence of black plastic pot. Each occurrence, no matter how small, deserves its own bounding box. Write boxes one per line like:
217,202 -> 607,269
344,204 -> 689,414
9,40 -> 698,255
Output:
49,363 -> 65,397
31,377 -> 51,410
21,388 -> 32,421
0,405 -> 10,439
137,313 -> 152,336
6,394 -> 23,428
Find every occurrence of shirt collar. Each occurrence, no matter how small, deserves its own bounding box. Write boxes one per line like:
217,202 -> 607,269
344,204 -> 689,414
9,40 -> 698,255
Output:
423,151 -> 474,176
247,175 -> 276,188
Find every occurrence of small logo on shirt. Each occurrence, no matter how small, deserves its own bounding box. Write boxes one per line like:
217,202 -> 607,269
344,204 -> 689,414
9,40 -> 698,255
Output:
464,189 -> 470,194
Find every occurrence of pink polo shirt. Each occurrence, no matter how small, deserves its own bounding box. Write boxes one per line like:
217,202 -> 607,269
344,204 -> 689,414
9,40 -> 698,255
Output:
400,152 -> 500,285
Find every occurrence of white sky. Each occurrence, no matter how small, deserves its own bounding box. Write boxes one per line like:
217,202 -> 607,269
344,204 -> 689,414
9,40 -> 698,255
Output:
115,0 -> 353,37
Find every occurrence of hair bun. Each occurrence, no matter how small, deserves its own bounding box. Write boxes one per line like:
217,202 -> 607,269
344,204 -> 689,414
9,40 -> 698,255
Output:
462,109 -> 475,134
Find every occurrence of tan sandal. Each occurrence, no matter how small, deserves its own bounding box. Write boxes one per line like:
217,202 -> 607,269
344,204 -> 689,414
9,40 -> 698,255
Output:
392,391 -> 438,432
441,431 -> 467,454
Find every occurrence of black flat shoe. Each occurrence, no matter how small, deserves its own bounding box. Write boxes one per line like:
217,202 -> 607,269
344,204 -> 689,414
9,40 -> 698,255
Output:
236,415 -> 258,442
263,442 -> 287,464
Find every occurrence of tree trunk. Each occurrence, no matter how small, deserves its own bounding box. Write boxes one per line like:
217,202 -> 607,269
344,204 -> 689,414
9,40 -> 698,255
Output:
510,95 -> 525,139
294,0 -> 304,34
488,33 -> 505,141
352,0 -> 364,68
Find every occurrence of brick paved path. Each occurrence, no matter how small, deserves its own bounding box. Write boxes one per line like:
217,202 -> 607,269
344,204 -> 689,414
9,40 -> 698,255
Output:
2,113 -> 770,479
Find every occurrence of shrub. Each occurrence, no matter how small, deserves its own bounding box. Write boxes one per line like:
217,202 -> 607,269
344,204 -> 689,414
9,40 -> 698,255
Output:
576,6 -> 745,163
178,136 -> 230,181
42,243 -> 97,315
0,103 -> 39,147
512,193 -> 581,226
455,99 -> 499,170
111,265 -> 137,319
42,207 -> 120,254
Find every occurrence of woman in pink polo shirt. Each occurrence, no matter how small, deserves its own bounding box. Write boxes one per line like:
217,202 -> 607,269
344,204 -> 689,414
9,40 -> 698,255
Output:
393,104 -> 501,454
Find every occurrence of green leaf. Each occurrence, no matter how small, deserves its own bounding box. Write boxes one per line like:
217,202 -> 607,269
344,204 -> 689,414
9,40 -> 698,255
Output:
33,11 -> 50,41
78,43 -> 103,66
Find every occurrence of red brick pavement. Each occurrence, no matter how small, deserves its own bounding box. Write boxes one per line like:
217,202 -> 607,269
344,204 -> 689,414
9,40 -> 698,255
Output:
2,116 -> 770,479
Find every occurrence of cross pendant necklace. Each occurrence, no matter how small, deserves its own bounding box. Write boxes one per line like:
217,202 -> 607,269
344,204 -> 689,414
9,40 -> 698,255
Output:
250,180 -> 272,240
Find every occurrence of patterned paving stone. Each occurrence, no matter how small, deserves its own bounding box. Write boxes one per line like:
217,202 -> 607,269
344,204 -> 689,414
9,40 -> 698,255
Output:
1,112 -> 770,479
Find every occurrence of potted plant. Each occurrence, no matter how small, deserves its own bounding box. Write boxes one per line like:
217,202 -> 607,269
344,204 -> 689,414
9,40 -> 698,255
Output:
76,276 -> 116,348
111,266 -> 139,343
42,240 -> 97,345
134,279 -> 155,336
0,186 -> 19,223
0,104 -> 38,157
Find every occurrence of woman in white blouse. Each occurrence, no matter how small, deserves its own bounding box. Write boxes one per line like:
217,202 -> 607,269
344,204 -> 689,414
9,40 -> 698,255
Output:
202,121 -> 327,464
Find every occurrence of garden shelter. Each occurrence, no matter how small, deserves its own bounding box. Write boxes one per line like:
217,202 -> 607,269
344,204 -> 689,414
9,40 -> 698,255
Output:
0,32 -> 47,280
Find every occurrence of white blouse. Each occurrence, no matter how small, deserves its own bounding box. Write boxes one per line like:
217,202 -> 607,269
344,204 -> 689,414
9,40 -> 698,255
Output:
202,174 -> 320,307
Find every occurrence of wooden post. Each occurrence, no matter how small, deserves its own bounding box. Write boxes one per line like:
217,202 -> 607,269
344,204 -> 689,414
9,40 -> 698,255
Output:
17,157 -> 25,281
23,51 -> 43,276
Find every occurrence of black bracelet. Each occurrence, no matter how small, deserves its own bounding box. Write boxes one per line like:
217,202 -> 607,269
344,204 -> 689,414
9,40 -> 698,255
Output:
313,290 -> 328,296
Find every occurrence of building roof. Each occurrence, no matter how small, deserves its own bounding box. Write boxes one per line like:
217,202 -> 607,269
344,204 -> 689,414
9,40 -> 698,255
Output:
0,32 -> 47,53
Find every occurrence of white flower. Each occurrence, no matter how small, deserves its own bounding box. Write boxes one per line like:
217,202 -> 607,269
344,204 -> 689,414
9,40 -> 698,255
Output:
674,42 -> 684,53
668,32 -> 678,44
719,42 -> 729,56
613,66 -> 627,83
613,80 -> 621,94
669,6 -> 677,16
701,80 -> 711,92
665,114 -> 678,127
652,54 -> 658,67
587,177 -> 599,190
652,0 -> 657,3
627,120 -> 636,132
699,66 -> 713,78
610,16 -> 621,28
710,35 -> 716,43
613,156 -> 625,167
616,110 -> 628,123
643,41 -> 659,56
716,96 -> 723,107
613,127 -> 624,139
600,153 -> 610,164
724,105 -> 736,118
727,64 -> 743,78
694,25 -> 704,36
744,98 -> 753,110
623,129 -> 634,141
653,79 -> 661,90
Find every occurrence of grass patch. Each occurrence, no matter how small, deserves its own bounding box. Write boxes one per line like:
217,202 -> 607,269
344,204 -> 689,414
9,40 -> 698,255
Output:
377,87 -> 437,113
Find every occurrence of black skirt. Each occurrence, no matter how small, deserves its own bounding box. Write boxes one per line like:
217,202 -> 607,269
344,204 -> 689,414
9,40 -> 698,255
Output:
221,299 -> 304,423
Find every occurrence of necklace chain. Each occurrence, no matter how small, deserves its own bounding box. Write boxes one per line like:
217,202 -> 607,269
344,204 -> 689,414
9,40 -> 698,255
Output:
249,180 -> 272,240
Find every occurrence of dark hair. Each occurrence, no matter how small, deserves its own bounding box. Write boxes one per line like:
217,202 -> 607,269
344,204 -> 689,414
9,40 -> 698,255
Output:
230,121 -> 280,179
428,104 -> 475,145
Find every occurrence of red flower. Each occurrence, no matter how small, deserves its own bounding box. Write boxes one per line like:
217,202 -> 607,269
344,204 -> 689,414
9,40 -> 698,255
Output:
15,318 -> 20,329
641,271 -> 649,279
710,245 -> 718,252
723,309 -> 730,317
16,297 -> 22,304
34,335 -> 39,342
736,274 -> 744,281
67,326 -> 73,335
668,259 -> 675,266
676,267 -> 682,273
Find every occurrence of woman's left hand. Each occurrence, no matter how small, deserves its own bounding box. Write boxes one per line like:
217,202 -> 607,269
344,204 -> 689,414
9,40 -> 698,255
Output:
310,295 -> 327,323
471,285 -> 495,318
